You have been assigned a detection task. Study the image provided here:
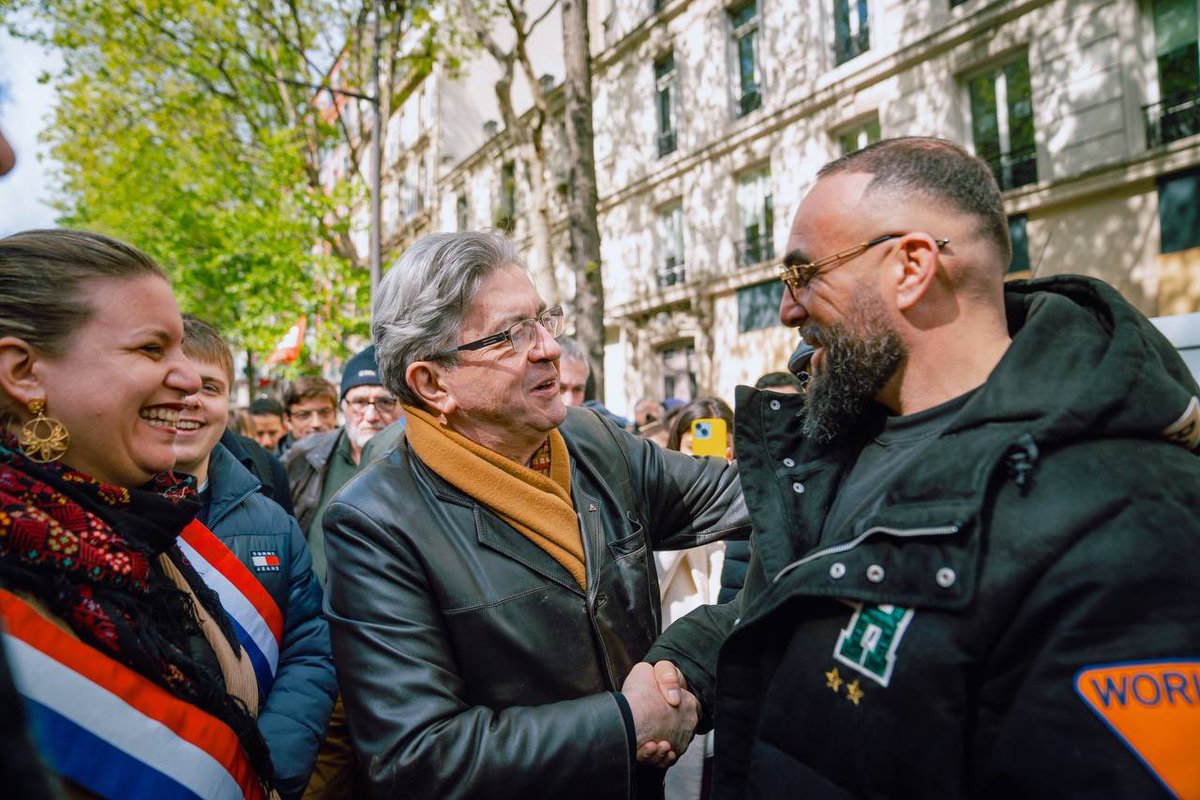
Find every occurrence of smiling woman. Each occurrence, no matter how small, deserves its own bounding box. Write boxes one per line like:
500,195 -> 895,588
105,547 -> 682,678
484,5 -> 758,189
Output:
0,229 -> 278,798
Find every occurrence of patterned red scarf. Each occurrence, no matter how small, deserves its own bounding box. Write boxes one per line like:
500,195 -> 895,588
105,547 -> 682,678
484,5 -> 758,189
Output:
0,435 -> 275,790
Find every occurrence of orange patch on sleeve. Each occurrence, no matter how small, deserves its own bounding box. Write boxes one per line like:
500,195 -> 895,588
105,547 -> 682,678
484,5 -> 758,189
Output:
1075,661 -> 1200,799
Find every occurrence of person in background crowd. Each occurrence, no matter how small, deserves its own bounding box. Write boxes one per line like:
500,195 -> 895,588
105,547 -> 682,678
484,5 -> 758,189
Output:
250,397 -> 290,455
752,370 -> 803,394
321,231 -> 750,799
0,229 -> 275,797
658,397 -> 735,800
296,344 -> 404,800
558,335 -> 633,429
666,397 -> 735,458
645,137 -> 1200,798
176,315 -> 337,798
635,398 -> 670,446
285,345 -> 402,587
229,407 -> 257,438
283,377 -> 338,448
557,336 -> 590,407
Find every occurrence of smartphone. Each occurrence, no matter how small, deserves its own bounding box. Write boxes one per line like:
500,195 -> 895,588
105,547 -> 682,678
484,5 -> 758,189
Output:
690,417 -> 729,458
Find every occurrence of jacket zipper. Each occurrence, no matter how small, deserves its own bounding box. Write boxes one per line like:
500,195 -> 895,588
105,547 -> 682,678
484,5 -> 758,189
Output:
772,524 -> 960,584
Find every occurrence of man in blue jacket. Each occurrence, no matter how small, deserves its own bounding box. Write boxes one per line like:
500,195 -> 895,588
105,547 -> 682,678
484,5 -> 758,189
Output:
175,315 -> 338,799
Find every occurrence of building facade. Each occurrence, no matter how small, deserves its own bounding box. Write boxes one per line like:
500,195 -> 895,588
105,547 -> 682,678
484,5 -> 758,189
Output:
363,0 -> 1200,417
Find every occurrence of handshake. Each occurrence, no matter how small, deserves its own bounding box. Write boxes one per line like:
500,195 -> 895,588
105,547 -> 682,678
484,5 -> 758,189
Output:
621,660 -> 699,768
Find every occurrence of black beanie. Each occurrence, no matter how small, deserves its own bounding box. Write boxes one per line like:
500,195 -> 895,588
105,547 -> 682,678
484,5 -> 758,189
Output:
340,345 -> 382,399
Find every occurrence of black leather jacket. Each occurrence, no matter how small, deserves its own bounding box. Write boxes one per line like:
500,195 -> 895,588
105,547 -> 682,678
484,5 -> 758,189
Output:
322,407 -> 749,799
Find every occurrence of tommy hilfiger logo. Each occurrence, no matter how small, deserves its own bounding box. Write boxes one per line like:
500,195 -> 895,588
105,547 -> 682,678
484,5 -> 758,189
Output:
251,551 -> 281,572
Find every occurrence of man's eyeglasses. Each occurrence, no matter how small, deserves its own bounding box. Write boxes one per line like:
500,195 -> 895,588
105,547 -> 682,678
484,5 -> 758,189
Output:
442,305 -> 566,357
780,233 -> 949,301
344,395 -> 400,414
289,406 -> 337,422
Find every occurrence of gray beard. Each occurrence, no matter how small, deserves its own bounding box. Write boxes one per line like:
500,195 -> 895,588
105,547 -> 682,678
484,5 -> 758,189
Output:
799,295 -> 905,444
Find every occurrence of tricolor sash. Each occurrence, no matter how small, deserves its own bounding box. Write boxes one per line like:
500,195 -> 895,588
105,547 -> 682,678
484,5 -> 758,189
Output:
178,519 -> 283,699
0,589 -> 265,799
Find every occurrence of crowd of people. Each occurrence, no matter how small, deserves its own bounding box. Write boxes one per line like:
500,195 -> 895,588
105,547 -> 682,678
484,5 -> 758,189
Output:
1,136 -> 1198,800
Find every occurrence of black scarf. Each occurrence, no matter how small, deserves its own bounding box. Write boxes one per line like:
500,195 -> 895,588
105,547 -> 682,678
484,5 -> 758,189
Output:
0,436 -> 275,791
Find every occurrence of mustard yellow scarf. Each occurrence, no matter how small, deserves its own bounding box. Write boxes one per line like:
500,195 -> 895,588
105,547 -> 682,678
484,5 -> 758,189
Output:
403,404 -> 586,588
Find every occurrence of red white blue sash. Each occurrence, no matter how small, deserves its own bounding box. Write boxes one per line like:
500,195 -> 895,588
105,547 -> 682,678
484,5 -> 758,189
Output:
0,589 -> 265,799
178,519 -> 283,699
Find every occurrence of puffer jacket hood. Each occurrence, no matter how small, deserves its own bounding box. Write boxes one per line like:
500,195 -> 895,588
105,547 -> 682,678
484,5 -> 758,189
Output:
967,276 -> 1200,452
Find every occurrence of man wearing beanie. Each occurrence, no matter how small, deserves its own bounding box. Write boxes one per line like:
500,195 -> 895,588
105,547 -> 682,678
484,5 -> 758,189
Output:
285,344 -> 403,588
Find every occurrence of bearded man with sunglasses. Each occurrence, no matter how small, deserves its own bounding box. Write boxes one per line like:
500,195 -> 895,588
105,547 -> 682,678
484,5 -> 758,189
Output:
644,137 -> 1200,798
320,231 -> 749,799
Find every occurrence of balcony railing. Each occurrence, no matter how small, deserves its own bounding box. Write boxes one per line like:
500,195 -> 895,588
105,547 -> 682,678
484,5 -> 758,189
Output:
738,233 -> 774,267
983,145 -> 1038,191
834,26 -> 870,66
657,258 -> 686,288
658,129 -> 677,157
738,85 -> 761,117
1144,89 -> 1200,149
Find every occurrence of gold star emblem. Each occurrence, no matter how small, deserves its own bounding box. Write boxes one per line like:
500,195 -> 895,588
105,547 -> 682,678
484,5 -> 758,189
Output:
825,667 -> 843,693
846,679 -> 864,706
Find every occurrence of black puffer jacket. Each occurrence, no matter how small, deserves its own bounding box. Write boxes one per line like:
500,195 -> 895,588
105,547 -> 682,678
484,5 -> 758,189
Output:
647,276 -> 1200,799
323,407 -> 750,799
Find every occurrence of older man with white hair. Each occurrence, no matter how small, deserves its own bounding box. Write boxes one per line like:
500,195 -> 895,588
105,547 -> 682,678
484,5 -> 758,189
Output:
322,231 -> 749,800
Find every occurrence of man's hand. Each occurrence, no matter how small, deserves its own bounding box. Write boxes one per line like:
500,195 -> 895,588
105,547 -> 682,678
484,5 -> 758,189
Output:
621,661 -> 698,769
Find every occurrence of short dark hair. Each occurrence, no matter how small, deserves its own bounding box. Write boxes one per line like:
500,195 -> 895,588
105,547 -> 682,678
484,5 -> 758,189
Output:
249,397 -> 285,419
181,314 -> 234,385
818,137 -> 1011,266
754,371 -> 803,391
284,376 -> 337,413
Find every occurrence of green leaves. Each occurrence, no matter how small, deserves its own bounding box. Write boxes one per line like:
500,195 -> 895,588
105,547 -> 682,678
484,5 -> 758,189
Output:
8,0 -> 396,369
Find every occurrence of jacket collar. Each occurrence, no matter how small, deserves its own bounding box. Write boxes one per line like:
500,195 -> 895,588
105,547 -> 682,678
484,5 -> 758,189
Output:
204,443 -> 262,529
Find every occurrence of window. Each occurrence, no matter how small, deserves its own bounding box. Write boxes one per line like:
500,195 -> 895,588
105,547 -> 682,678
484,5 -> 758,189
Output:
737,167 -> 774,266
1146,0 -> 1200,147
969,56 -> 1038,190
834,0 -> 871,65
1158,167 -> 1200,253
838,117 -> 881,154
738,280 -> 783,332
456,189 -> 469,231
657,203 -> 686,287
495,161 -> 517,231
659,343 -> 697,402
730,2 -> 761,116
655,52 -> 679,157
402,161 -> 420,218
1008,215 -> 1030,273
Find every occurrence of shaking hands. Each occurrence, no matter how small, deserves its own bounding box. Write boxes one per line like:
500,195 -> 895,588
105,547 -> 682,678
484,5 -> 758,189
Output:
620,660 -> 698,768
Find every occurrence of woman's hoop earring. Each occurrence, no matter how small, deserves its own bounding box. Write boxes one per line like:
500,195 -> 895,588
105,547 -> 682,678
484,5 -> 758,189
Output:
18,398 -> 70,463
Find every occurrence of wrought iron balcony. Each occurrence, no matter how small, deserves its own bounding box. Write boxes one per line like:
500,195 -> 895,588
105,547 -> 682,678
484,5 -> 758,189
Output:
982,145 -> 1038,191
1144,89 -> 1200,149
657,258 -> 686,288
738,233 -> 775,267
834,26 -> 870,66
658,129 -> 677,157
738,85 -> 761,117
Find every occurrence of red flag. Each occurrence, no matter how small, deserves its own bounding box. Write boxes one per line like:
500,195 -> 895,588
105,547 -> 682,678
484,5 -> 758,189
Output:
265,317 -> 306,364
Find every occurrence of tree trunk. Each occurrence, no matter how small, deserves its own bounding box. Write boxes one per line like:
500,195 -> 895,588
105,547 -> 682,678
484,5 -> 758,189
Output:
560,0 -> 605,401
